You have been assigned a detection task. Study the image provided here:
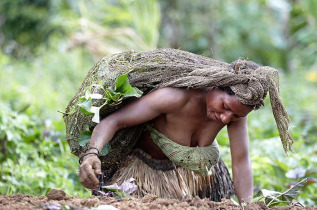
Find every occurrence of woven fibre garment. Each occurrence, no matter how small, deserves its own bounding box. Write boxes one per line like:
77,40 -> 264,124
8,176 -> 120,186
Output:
146,124 -> 220,177
109,148 -> 234,201
64,48 -> 293,178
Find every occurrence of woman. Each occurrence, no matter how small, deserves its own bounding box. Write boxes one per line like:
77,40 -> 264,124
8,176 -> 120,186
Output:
65,49 -> 293,204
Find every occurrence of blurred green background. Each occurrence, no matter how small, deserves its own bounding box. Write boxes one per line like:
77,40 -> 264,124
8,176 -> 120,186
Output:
0,0 -> 316,206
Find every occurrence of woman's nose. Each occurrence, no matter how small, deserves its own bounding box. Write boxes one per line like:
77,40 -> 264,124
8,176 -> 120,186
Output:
220,112 -> 232,124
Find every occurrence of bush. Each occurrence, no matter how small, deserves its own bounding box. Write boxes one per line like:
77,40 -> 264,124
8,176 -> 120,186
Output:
0,103 -> 90,197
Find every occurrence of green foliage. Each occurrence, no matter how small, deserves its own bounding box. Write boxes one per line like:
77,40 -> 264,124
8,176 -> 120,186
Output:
102,188 -> 132,199
0,0 -> 64,58
122,0 -> 161,49
260,178 -> 307,207
115,73 -> 143,97
0,104 -> 90,197
249,137 -> 317,206
77,73 -> 142,123
0,47 -> 93,120
0,104 -> 32,162
78,131 -> 93,147
99,144 -> 111,156
159,0 -> 317,72
55,0 -> 161,58
290,0 -> 317,69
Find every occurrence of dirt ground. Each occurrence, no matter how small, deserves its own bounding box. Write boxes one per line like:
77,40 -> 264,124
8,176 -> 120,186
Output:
0,190 -> 316,210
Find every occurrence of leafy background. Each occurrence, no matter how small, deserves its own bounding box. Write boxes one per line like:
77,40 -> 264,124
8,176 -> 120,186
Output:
0,0 -> 316,206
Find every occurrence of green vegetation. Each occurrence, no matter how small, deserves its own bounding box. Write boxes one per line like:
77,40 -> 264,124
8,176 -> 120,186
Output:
0,103 -> 91,197
77,73 -> 143,123
0,0 -> 316,206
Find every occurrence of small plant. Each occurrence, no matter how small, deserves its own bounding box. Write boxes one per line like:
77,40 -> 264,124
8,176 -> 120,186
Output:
97,178 -> 138,199
259,178 -> 307,207
77,73 -> 143,123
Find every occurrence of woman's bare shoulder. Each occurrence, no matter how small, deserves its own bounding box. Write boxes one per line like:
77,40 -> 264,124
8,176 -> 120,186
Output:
148,87 -> 190,112
152,87 -> 189,101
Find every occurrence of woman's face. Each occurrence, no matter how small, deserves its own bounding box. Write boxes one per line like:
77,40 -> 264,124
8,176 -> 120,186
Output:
206,87 -> 254,124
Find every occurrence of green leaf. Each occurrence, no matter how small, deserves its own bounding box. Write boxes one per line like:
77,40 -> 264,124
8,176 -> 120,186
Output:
78,131 -> 110,155
77,96 -> 86,104
77,98 -> 93,114
280,178 -> 308,202
99,143 -> 111,156
78,131 -> 92,146
261,189 -> 282,206
115,73 -> 143,98
114,190 -> 132,198
115,73 -> 129,92
122,87 -> 143,98
103,188 -> 131,198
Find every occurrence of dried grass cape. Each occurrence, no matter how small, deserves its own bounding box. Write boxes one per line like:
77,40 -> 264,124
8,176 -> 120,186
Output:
64,48 -> 293,179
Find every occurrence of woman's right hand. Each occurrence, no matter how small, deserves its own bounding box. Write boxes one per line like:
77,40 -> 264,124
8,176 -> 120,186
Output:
79,154 -> 102,189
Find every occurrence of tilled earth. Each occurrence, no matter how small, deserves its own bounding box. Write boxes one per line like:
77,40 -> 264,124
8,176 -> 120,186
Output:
0,189 -> 316,210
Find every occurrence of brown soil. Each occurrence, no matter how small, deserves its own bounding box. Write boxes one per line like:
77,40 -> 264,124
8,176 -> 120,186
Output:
0,190 -> 316,210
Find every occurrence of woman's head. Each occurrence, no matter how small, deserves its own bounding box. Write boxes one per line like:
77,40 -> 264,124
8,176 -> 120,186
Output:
205,87 -> 254,124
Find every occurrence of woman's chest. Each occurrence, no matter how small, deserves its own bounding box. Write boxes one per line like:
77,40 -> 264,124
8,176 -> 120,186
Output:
153,112 -> 225,147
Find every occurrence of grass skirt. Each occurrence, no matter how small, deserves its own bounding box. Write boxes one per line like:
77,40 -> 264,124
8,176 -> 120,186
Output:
108,148 -> 234,201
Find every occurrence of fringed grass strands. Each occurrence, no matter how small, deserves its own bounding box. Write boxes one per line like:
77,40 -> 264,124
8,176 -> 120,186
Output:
107,149 -> 233,201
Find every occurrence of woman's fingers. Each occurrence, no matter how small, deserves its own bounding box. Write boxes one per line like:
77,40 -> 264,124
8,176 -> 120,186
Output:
79,156 -> 101,189
92,159 -> 102,175
79,164 -> 94,189
86,165 -> 99,184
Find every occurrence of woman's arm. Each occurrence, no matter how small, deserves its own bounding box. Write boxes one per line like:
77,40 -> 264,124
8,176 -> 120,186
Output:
227,117 -> 253,204
80,88 -> 187,189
